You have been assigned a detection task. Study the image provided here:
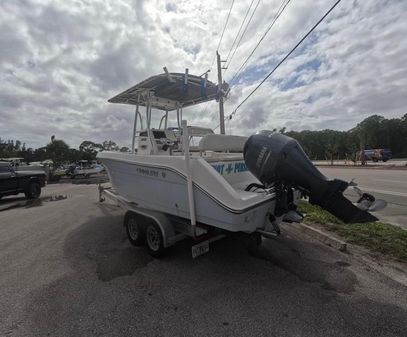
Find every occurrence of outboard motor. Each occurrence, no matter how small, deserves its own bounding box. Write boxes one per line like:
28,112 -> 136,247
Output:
243,133 -> 378,223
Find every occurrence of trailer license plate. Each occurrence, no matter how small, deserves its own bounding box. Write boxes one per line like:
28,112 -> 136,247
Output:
192,240 -> 210,258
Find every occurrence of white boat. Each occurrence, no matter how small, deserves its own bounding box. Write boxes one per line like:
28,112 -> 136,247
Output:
98,70 -> 383,257
69,160 -> 104,178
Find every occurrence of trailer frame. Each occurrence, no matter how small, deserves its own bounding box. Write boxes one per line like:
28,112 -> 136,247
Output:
98,184 -> 228,258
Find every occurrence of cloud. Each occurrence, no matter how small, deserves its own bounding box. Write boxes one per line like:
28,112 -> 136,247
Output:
0,0 -> 406,149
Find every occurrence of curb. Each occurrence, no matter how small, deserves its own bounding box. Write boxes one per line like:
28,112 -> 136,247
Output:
292,223 -> 347,252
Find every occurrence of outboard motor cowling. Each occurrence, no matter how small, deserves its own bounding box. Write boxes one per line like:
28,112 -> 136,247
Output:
243,133 -> 377,223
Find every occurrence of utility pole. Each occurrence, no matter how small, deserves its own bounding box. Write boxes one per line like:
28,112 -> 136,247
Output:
216,51 -> 225,135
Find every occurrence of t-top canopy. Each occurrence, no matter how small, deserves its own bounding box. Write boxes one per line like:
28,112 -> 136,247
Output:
108,72 -> 229,111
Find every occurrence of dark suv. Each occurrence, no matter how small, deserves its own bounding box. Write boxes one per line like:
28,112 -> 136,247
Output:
0,162 -> 46,200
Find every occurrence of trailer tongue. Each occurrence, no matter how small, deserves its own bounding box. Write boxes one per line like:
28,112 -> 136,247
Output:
243,133 -> 380,223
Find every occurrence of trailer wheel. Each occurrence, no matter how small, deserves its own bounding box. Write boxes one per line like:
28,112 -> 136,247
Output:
124,212 -> 145,247
145,221 -> 167,258
25,182 -> 41,199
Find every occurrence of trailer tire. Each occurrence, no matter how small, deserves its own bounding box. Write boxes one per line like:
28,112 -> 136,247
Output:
145,221 -> 167,258
125,212 -> 145,247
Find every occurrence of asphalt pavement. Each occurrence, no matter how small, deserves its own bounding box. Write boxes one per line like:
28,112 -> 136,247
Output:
313,159 -> 407,167
0,183 -> 406,337
319,167 -> 407,228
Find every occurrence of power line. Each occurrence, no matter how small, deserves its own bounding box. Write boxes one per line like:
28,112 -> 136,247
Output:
224,0 -> 262,76
210,0 -> 236,69
229,0 -> 291,84
226,0 -> 342,123
200,0 -> 235,118
209,1 -> 261,123
212,0 -> 289,130
225,0 -> 256,62
228,0 -> 291,85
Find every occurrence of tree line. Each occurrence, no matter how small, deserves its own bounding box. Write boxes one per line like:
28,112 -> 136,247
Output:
1,114 -> 406,164
284,114 -> 407,161
0,137 -> 129,166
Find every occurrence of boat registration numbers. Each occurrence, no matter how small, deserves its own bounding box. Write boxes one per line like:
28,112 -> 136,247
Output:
191,240 -> 210,258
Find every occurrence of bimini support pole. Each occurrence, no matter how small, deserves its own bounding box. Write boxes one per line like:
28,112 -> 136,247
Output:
216,51 -> 226,135
182,120 -> 196,237
159,110 -> 169,130
131,95 -> 140,153
176,105 -> 181,129
146,92 -> 157,154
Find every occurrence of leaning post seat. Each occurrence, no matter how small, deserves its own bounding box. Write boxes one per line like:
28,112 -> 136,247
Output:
198,134 -> 248,153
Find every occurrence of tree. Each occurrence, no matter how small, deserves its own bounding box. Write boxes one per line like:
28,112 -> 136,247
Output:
355,115 -> 385,148
46,139 -> 70,165
79,141 -> 101,152
21,147 -> 35,163
1,113 -> 406,163
34,147 -> 47,162
67,148 -> 82,163
79,141 -> 103,160
345,131 -> 359,164
102,140 -> 119,151
15,140 -> 21,151
354,115 -> 387,164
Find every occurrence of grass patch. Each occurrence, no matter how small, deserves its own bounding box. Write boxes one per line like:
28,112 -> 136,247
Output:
298,200 -> 407,262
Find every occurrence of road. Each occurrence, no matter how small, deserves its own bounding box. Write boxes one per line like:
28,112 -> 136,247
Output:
314,159 -> 407,167
319,167 -> 407,228
1,183 -> 406,337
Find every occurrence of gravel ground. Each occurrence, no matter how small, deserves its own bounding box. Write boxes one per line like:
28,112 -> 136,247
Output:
0,183 -> 406,337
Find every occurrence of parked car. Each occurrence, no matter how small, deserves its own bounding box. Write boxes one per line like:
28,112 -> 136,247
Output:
0,161 -> 46,200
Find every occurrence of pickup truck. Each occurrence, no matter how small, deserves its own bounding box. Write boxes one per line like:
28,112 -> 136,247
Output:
0,162 -> 46,200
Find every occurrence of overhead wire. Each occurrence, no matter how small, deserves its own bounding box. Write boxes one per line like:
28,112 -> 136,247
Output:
210,0 -> 236,70
207,0 -> 260,127
200,0 -> 236,117
224,0 -> 262,76
217,0 -> 343,129
224,0 -> 256,63
228,0 -> 291,85
212,0 -> 290,131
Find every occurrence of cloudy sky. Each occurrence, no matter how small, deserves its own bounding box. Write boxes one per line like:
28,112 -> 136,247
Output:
1,0 -> 406,149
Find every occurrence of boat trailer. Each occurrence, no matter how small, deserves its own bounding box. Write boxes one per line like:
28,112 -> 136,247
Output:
98,184 -> 277,258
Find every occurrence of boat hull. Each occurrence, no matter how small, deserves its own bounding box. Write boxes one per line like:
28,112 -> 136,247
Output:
99,153 -> 276,233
